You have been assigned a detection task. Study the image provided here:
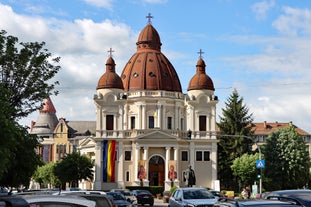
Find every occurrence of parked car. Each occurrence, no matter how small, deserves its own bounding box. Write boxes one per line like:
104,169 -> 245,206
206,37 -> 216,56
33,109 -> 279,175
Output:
76,194 -> 115,207
209,190 -> 225,199
264,189 -> 311,207
131,190 -> 154,206
0,196 -> 29,207
169,187 -> 217,207
54,190 -> 107,195
53,191 -> 113,207
20,195 -> 96,207
106,192 -> 132,207
213,197 -> 304,207
110,189 -> 137,205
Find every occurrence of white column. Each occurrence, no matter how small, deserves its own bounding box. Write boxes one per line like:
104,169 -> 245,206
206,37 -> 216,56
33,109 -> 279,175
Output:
165,147 -> 170,181
211,106 -> 216,131
175,106 -> 179,129
142,104 -> 146,130
174,147 -> 179,182
124,104 -> 128,130
117,142 -> 124,188
94,141 -> 102,190
207,113 -> 211,131
113,113 -> 117,131
135,146 -> 140,181
162,104 -> 166,129
143,147 -> 149,184
138,104 -> 142,129
189,142 -> 195,168
211,142 -> 218,189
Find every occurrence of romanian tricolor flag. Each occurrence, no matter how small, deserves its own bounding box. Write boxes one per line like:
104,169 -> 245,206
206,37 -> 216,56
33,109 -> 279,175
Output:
103,140 -> 116,182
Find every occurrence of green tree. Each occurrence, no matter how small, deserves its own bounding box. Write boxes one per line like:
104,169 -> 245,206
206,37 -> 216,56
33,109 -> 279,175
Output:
263,126 -> 310,190
33,162 -> 61,188
54,152 -> 94,188
231,153 -> 260,189
0,125 -> 43,187
0,30 -> 60,119
0,30 -> 60,186
217,89 -> 254,191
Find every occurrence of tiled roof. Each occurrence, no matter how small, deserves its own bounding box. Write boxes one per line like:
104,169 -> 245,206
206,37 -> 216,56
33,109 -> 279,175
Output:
252,121 -> 310,136
66,121 -> 96,138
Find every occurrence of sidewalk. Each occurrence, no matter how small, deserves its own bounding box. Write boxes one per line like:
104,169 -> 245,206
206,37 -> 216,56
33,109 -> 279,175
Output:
154,198 -> 168,206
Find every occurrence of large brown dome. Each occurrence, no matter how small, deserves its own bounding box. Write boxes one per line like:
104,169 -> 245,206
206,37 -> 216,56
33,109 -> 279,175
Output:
97,56 -> 124,90
120,23 -> 182,92
187,58 -> 215,91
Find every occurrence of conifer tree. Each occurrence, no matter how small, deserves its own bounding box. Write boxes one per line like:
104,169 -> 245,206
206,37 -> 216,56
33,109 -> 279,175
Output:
217,89 -> 254,190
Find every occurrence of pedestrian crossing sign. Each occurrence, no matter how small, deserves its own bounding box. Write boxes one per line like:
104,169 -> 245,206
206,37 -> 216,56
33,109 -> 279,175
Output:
256,160 -> 265,169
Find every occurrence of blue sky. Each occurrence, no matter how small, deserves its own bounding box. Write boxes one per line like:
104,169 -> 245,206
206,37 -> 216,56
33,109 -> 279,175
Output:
1,0 -> 311,132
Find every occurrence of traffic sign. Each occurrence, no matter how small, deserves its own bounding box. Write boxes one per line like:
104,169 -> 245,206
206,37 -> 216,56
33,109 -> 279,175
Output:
256,160 -> 265,169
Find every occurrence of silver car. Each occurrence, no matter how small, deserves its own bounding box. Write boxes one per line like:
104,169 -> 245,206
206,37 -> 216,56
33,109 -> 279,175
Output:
22,195 -> 96,207
169,187 -> 217,207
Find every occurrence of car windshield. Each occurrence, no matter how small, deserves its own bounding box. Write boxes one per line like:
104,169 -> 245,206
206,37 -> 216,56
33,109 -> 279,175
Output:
108,193 -> 126,200
183,189 -> 214,199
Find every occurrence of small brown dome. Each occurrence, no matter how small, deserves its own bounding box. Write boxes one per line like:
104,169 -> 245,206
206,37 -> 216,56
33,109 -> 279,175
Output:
121,22 -> 182,92
187,58 -> 215,91
97,56 -> 124,90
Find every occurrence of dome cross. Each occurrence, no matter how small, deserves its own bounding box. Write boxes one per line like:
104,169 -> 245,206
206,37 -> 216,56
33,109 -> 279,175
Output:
146,13 -> 153,24
107,48 -> 115,57
197,49 -> 204,58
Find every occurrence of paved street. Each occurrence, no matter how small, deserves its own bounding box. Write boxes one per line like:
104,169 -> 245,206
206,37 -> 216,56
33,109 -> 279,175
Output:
153,198 -> 168,207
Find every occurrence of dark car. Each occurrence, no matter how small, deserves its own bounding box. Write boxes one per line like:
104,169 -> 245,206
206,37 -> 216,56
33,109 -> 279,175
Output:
106,192 -> 132,207
264,189 -> 311,207
214,197 -> 304,207
169,187 -> 217,207
131,190 -> 154,206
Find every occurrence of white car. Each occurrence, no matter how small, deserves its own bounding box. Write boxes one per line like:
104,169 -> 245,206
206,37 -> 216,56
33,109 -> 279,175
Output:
110,189 -> 137,205
22,195 -> 96,207
169,187 -> 217,207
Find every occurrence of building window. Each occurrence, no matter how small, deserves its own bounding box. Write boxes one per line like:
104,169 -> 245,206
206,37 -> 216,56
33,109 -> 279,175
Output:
167,117 -> 172,129
149,116 -> 154,128
196,151 -> 202,161
130,116 -> 135,129
106,115 -> 114,130
126,171 -> 130,182
199,116 -> 206,131
204,151 -> 210,161
60,123 -> 63,133
196,150 -> 210,161
181,151 -> 188,161
125,151 -> 131,161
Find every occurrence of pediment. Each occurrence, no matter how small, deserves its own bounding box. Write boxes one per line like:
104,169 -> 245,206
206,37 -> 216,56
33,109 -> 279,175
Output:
79,137 -> 95,147
135,129 -> 179,140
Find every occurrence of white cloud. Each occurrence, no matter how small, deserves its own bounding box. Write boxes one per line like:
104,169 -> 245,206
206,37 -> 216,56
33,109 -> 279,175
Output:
0,3 -> 137,125
273,7 -> 311,36
84,0 -> 113,9
251,0 -> 275,20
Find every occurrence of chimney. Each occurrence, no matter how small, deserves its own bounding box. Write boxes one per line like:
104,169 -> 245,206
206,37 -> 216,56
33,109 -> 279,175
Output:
264,121 -> 267,129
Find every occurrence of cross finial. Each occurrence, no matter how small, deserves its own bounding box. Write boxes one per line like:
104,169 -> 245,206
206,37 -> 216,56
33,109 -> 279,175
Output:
146,13 -> 153,24
107,48 -> 115,57
197,49 -> 204,58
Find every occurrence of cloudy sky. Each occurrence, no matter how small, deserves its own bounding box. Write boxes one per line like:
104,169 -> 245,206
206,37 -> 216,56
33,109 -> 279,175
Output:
1,0 -> 311,133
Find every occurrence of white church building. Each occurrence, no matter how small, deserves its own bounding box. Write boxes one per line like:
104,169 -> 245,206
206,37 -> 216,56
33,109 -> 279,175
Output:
80,16 -> 219,191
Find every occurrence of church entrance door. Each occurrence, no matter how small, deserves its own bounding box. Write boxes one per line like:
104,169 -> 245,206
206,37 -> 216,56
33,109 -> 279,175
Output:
148,155 -> 164,186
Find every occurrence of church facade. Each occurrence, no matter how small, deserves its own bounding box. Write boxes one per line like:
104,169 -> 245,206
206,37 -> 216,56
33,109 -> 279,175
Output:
90,17 -> 219,191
